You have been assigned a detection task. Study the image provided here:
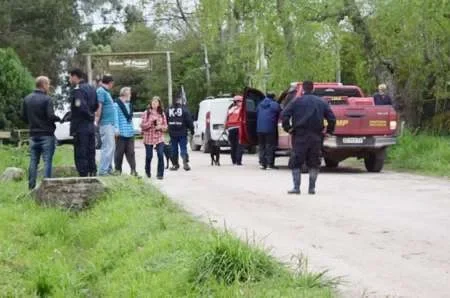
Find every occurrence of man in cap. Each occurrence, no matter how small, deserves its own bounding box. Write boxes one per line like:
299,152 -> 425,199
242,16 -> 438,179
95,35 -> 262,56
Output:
68,69 -> 98,177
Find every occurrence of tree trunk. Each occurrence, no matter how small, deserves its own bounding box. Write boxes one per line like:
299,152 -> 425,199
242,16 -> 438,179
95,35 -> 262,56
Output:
276,0 -> 296,66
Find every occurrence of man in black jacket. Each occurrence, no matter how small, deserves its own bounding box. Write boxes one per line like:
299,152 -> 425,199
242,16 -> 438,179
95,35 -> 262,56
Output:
166,96 -> 194,171
22,76 -> 61,189
282,81 -> 336,195
68,69 -> 98,177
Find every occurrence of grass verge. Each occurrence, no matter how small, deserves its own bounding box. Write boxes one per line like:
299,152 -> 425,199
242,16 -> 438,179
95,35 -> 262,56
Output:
386,132 -> 450,177
0,146 -> 336,297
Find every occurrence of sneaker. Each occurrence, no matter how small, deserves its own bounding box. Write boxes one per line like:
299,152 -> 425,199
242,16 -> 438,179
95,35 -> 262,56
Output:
260,165 -> 267,170
170,165 -> 179,171
288,189 -> 301,195
308,189 -> 316,195
156,176 -> 164,180
183,161 -> 191,171
146,173 -> 151,178
267,166 -> 279,170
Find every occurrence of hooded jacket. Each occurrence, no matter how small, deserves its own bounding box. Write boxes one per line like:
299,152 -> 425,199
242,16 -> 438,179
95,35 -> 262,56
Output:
165,103 -> 194,137
256,97 -> 281,134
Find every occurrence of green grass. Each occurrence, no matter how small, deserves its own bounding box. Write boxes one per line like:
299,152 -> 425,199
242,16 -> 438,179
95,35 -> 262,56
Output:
387,132 -> 450,177
0,146 -> 336,297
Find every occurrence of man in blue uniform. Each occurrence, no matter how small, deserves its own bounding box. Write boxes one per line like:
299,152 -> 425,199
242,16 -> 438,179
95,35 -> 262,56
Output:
166,96 -> 194,171
281,81 -> 336,195
68,69 -> 98,177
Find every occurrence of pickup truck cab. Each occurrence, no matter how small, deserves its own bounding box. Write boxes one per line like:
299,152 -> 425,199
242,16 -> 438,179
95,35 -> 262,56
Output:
239,82 -> 398,172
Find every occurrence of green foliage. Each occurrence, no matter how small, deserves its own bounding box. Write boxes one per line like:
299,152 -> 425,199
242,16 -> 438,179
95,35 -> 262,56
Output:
0,147 -> 336,297
387,131 -> 450,176
0,48 -> 34,129
426,112 -> 450,135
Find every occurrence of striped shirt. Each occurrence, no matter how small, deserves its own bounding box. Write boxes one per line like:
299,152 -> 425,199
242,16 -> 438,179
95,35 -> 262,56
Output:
114,101 -> 134,138
141,110 -> 167,145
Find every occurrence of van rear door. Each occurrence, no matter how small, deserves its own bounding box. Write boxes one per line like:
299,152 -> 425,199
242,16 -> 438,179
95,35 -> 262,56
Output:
240,87 -> 265,145
209,99 -> 233,142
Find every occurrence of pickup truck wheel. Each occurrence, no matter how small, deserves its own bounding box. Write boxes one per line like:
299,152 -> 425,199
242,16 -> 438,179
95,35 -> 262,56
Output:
364,149 -> 386,173
324,158 -> 339,168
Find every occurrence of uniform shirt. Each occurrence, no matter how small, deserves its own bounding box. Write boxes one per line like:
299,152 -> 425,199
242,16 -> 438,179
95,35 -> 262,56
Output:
114,101 -> 134,138
70,82 -> 98,135
165,104 -> 194,137
141,110 -> 168,145
97,86 -> 116,126
281,94 -> 336,136
226,103 -> 241,129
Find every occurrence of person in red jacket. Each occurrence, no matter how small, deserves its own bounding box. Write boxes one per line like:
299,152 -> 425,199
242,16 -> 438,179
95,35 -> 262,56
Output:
226,95 -> 244,165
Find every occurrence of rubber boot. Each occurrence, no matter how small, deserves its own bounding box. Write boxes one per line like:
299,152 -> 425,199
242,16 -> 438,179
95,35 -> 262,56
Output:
308,168 -> 319,195
183,155 -> 191,171
288,168 -> 301,195
170,155 -> 180,171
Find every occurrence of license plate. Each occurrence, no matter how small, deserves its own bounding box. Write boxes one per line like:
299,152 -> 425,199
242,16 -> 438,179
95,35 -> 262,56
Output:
342,137 -> 365,144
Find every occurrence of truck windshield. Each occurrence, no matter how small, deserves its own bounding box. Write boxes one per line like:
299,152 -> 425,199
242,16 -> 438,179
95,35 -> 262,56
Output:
313,88 -> 362,97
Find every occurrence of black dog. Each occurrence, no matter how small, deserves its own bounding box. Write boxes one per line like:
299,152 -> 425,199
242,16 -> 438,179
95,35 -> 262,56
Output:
208,140 -> 221,166
163,143 -> 175,169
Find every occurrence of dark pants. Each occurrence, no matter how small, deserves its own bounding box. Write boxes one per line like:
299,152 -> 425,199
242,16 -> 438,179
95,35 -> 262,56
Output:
115,136 -> 136,173
289,133 -> 322,169
145,143 -> 164,177
74,132 -> 96,177
228,127 -> 243,165
258,132 -> 277,167
28,136 -> 56,189
170,135 -> 188,164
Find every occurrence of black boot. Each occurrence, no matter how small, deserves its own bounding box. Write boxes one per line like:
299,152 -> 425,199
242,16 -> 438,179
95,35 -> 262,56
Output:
183,155 -> 191,171
308,168 -> 319,195
288,168 -> 301,194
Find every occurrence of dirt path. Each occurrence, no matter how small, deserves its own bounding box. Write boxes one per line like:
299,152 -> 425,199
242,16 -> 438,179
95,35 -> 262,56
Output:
126,143 -> 450,297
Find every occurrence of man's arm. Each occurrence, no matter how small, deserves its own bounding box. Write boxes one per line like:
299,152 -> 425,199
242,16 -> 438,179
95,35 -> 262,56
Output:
113,103 -> 120,133
281,101 -> 294,132
324,103 -> 336,134
46,98 -> 61,122
95,89 -> 103,125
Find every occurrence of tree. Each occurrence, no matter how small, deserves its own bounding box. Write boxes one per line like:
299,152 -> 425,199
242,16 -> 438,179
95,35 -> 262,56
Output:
0,48 -> 34,129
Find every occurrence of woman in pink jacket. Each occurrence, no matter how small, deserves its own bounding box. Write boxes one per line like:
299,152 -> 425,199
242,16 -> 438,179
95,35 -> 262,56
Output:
140,96 -> 168,179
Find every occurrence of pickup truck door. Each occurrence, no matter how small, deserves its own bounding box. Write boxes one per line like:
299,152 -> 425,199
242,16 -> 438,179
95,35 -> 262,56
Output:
239,87 -> 266,145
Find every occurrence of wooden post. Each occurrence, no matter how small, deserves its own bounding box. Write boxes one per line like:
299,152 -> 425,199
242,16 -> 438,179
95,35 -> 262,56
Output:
86,54 -> 92,84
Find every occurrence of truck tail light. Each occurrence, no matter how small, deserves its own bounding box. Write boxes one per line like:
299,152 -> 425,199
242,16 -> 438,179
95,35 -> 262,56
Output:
389,120 -> 397,130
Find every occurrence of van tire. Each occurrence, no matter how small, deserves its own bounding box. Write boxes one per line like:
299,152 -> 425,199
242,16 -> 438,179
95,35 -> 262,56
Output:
324,158 -> 339,168
364,149 -> 386,173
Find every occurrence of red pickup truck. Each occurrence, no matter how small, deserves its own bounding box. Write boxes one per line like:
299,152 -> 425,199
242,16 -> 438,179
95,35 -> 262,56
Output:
238,82 -> 398,172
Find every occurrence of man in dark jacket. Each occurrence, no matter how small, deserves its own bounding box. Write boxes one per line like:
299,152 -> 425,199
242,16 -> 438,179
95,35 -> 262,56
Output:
373,84 -> 393,105
282,81 -> 336,195
67,68 -> 98,177
166,96 -> 194,171
256,92 -> 281,169
22,76 -> 61,189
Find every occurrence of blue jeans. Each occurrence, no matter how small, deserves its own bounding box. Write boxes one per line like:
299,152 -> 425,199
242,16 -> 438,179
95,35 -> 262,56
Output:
170,135 -> 188,163
145,143 -> 164,178
99,124 -> 115,175
28,136 -> 56,189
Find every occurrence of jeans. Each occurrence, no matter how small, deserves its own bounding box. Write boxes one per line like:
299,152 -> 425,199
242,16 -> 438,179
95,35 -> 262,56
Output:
228,127 -> 243,165
28,136 -> 56,189
115,137 -> 136,173
170,135 -> 188,163
99,124 -> 116,175
145,143 -> 164,178
258,132 -> 277,167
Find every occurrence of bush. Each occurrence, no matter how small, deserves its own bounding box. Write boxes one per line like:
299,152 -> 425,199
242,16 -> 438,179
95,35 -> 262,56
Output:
0,48 -> 34,129
426,111 -> 450,135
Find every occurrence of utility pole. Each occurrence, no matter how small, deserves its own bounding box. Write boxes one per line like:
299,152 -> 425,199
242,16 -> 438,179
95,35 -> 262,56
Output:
166,51 -> 173,106
86,54 -> 92,84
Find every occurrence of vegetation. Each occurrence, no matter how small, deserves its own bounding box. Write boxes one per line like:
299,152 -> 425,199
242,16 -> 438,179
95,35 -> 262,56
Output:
0,48 -> 34,129
387,132 -> 450,177
0,146 -> 336,297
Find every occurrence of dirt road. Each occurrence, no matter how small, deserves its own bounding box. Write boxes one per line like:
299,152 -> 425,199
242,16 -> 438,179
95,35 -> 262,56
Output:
127,143 -> 450,297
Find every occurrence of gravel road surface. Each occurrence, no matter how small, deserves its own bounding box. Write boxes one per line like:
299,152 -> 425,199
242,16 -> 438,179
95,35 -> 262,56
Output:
124,142 -> 450,297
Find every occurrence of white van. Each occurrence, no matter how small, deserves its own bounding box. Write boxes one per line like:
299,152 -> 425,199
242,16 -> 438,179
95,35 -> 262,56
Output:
191,96 -> 234,152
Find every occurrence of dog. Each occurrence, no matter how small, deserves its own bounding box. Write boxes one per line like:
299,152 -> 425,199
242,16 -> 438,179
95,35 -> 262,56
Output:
208,139 -> 221,166
163,143 -> 174,169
